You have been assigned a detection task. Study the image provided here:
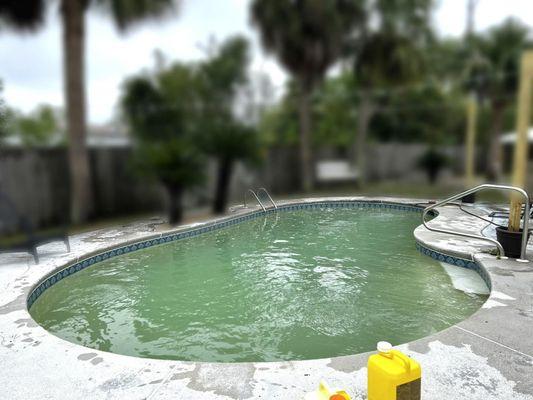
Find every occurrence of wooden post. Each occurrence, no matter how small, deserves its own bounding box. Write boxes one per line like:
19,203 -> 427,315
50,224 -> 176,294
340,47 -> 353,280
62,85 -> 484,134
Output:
509,51 -> 533,231
465,95 -> 477,187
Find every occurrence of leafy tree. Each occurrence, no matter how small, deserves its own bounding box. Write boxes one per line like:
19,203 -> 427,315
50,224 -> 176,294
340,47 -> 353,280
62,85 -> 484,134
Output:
261,74 -> 465,148
424,38 -> 470,86
468,18 -> 532,180
370,86 -> 465,145
314,73 -> 358,149
196,37 -> 261,214
258,101 -> 298,147
123,36 -> 261,220
251,0 -> 364,191
205,121 -> 259,214
350,0 -> 434,183
259,74 -> 357,150
121,65 -> 205,224
417,147 -> 449,184
5,105 -> 60,146
0,0 -> 178,223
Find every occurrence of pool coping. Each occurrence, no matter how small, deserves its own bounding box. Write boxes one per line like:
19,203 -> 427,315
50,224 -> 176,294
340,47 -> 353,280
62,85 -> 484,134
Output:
1,196 -> 532,399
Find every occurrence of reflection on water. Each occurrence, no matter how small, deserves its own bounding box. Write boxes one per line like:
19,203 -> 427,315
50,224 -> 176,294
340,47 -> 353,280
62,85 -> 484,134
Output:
30,208 -> 488,362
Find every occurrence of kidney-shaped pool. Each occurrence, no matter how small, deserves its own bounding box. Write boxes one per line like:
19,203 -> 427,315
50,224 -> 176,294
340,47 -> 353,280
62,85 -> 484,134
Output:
29,204 -> 487,362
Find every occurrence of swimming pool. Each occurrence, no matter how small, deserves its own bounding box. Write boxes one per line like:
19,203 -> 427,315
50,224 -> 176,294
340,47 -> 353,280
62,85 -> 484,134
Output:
29,202 -> 487,362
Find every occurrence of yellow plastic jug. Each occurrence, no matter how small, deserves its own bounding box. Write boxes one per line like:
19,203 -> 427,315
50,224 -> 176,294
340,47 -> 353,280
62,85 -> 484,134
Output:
367,341 -> 421,400
303,380 -> 351,400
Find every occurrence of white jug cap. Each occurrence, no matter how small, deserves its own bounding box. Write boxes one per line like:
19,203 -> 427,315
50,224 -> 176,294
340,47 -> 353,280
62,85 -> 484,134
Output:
377,341 -> 392,353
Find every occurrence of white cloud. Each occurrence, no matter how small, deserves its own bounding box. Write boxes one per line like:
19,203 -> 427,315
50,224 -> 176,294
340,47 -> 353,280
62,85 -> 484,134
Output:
434,0 -> 533,37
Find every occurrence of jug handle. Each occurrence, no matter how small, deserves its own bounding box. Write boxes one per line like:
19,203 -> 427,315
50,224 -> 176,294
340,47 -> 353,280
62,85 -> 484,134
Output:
391,350 -> 411,373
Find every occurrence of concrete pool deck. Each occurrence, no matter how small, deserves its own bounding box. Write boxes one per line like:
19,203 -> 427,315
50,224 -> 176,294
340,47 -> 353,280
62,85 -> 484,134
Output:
0,197 -> 532,399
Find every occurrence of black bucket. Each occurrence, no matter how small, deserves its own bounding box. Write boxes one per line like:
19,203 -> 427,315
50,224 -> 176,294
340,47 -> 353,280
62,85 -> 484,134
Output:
496,226 -> 530,259
461,193 -> 476,204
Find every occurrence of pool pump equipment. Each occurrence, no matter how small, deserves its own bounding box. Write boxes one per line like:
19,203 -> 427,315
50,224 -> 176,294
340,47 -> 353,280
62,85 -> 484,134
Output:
368,341 -> 421,400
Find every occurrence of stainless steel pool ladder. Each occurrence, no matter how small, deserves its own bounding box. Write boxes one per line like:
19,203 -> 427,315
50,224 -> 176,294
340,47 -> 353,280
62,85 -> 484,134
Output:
243,188 -> 278,212
422,184 -> 530,261
257,187 -> 278,210
244,189 -> 266,211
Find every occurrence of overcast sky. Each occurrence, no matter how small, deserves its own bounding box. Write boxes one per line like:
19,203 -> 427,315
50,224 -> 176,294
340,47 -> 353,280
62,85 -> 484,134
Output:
1,0 -> 532,124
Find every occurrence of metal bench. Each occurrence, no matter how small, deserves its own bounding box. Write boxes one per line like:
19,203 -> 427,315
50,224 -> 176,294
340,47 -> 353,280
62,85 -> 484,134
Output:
0,190 -> 70,263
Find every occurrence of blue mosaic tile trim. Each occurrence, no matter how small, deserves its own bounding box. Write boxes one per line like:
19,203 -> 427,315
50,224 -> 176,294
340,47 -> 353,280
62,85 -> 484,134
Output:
276,201 -> 425,214
416,242 -> 492,290
27,200 -> 430,309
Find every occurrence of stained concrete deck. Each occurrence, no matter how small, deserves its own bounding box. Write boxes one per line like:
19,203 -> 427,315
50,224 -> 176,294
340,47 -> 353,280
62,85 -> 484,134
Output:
0,197 -> 532,399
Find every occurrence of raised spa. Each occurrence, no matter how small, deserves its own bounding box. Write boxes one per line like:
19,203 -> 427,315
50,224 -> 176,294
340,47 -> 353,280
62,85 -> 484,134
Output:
29,203 -> 487,362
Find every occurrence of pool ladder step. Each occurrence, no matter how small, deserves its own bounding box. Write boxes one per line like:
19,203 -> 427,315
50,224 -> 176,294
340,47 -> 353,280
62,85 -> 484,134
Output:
243,188 -> 278,212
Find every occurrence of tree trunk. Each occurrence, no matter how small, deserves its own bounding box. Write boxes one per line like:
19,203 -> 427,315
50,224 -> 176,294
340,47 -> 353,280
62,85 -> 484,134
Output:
61,0 -> 92,224
486,100 -> 505,181
354,94 -> 375,185
297,84 -> 313,192
166,184 -> 183,225
428,166 -> 440,185
213,157 -> 234,214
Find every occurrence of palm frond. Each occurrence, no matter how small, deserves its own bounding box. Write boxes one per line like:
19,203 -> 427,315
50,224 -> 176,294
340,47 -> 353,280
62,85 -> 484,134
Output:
0,0 -> 45,31
93,0 -> 178,31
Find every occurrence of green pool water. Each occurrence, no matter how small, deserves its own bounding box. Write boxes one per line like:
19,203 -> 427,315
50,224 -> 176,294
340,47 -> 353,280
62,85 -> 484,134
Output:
30,207 -> 487,362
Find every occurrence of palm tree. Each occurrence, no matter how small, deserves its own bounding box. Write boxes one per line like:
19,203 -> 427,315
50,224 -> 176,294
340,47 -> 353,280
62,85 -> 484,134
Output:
122,65 -> 205,224
250,0 -> 363,192
207,122 -> 259,214
468,19 -> 532,180
0,0 -> 177,223
197,36 -> 261,214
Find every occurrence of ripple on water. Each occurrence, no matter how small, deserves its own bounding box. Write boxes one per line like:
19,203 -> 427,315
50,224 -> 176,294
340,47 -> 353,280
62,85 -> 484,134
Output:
30,208 -> 488,362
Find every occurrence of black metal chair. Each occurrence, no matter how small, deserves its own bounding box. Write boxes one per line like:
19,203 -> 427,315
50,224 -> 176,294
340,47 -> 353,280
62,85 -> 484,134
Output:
0,190 -> 70,264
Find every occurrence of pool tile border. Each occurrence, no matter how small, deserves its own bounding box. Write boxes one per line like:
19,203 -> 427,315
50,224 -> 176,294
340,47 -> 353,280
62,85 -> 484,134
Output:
415,242 -> 492,289
26,200 -> 433,310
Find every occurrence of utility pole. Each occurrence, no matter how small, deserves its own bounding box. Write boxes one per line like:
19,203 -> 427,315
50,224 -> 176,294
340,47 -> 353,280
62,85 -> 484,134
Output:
509,51 -> 533,232
464,0 -> 481,190
465,96 -> 478,187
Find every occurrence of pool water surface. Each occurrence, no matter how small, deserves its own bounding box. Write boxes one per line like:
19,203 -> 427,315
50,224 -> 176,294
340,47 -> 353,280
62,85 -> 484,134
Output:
30,207 -> 487,362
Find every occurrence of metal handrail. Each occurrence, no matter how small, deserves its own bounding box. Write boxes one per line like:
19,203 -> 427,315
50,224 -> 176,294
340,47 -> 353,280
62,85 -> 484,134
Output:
244,189 -> 266,211
257,187 -> 278,210
422,184 -> 530,260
